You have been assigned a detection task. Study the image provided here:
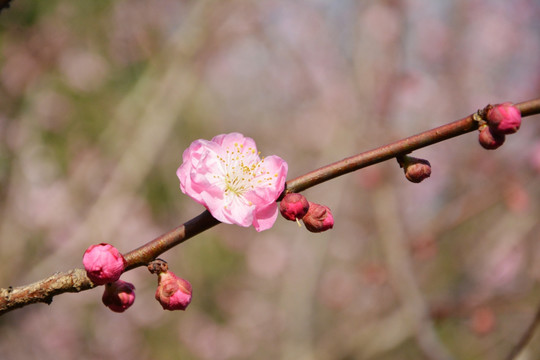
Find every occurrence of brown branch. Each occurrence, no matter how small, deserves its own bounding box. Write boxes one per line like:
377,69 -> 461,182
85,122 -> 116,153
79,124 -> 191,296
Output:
285,98 -> 537,193
0,0 -> 13,14
1,98 -> 539,315
0,269 -> 94,314
504,298 -> 540,360
123,210 -> 220,271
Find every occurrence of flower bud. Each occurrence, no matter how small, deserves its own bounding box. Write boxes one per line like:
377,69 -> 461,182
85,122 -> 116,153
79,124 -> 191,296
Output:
478,125 -> 505,150
83,243 -> 126,285
102,280 -> 136,313
302,202 -> 334,232
155,271 -> 192,311
397,155 -> 431,183
280,193 -> 310,221
486,102 -> 521,135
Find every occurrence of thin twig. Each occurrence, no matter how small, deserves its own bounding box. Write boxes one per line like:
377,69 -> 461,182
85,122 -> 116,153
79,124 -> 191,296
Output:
504,298 -> 540,360
0,0 -> 13,14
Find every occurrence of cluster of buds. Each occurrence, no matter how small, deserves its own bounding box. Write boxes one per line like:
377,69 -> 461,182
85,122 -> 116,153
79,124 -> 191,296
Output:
280,193 -> 334,232
396,155 -> 432,183
83,243 -> 134,312
478,103 -> 522,150
83,245 -> 193,313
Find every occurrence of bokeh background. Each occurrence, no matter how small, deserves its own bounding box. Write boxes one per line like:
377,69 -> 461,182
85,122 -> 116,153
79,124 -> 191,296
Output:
1,0 -> 540,359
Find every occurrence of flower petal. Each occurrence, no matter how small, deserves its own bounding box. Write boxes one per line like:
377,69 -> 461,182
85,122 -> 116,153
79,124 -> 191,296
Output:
252,202 -> 279,232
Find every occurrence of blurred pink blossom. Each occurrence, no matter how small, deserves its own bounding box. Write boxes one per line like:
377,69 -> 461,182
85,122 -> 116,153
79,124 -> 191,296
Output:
247,236 -> 288,279
59,49 -> 109,92
83,243 -> 126,285
470,306 -> 496,336
503,181 -> 530,213
529,141 -> 540,172
177,133 -> 288,231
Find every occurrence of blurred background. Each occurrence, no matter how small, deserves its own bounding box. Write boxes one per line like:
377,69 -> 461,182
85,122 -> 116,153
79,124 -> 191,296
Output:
0,0 -> 540,359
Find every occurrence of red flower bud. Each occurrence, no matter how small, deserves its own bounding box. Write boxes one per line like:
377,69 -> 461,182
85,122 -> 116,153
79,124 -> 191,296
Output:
478,125 -> 505,150
280,193 -> 309,221
155,271 -> 192,311
83,243 -> 126,285
486,102 -> 521,135
302,202 -> 334,232
102,280 -> 136,313
397,155 -> 431,183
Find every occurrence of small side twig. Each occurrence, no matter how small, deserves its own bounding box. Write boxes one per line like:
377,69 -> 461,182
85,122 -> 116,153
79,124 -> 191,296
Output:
0,0 -> 13,14
504,298 -> 540,360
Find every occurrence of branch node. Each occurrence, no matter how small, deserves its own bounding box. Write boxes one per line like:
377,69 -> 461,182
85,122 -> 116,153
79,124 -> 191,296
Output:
148,259 -> 168,274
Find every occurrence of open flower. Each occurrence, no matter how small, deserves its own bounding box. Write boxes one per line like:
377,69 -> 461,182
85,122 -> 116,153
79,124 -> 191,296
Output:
177,133 -> 288,232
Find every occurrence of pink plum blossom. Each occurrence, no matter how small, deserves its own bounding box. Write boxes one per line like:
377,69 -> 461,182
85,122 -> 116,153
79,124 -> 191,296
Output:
155,271 -> 192,311
83,243 -> 126,285
177,133 -> 288,232
102,280 -> 136,313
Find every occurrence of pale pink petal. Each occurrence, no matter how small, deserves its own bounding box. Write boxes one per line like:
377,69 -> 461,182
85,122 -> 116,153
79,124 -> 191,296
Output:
212,132 -> 257,150
252,202 -> 279,231
220,197 -> 255,227
247,156 -> 288,202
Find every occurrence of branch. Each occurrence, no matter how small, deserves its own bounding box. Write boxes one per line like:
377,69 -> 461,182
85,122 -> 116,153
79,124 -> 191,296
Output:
0,0 -> 13,14
0,269 -> 93,314
1,98 -> 539,315
504,297 -> 540,360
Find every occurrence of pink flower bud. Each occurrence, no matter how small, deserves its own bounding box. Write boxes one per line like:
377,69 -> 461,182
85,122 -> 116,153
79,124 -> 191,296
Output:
155,271 -> 192,311
397,155 -> 431,183
83,243 -> 126,285
102,280 -> 135,313
478,125 -> 505,150
302,202 -> 334,233
486,102 -> 521,135
405,159 -> 431,183
280,193 -> 310,221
